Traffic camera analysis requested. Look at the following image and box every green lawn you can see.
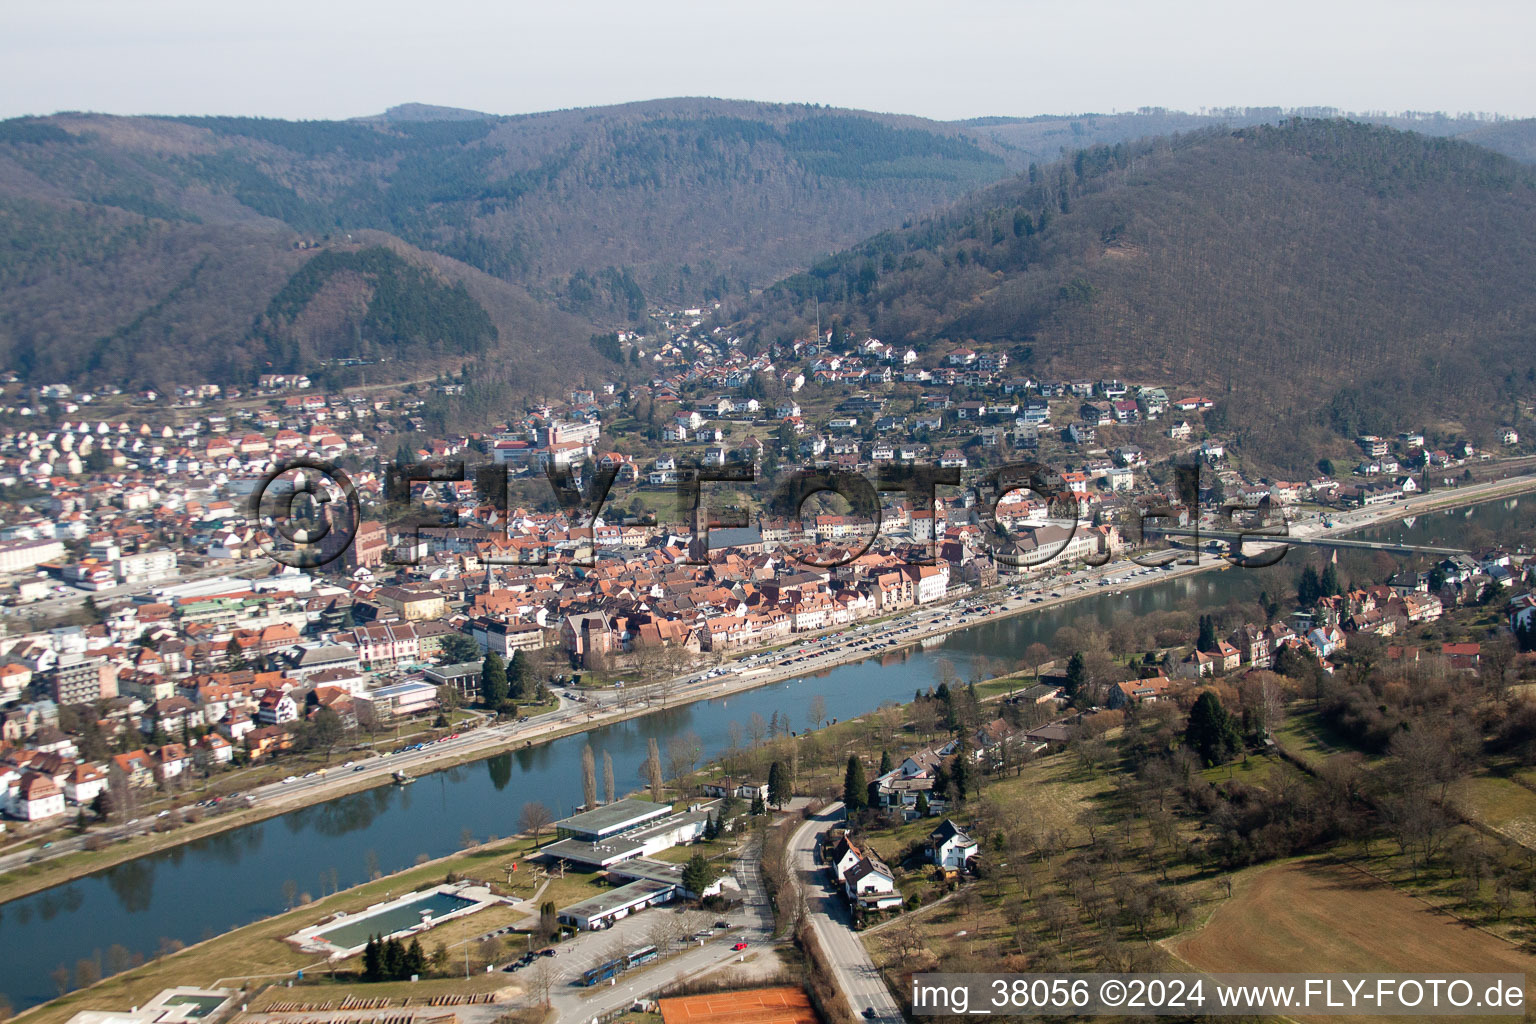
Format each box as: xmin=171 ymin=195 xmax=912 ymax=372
xmin=1271 ymin=706 xmax=1367 ymax=769
xmin=1451 ymin=774 xmax=1536 ymax=850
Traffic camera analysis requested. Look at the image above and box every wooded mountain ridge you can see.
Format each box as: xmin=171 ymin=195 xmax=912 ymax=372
xmin=723 ymin=120 xmax=1536 ymax=473
xmin=1 ymin=99 xmax=1534 ymax=400
xmin=0 ymin=98 xmax=1026 ymax=387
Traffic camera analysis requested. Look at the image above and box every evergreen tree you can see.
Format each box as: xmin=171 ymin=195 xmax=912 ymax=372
xmin=406 ymin=937 xmax=426 ymax=976
xmin=950 ymin=744 xmax=973 ymax=803
xmin=507 ymin=650 xmax=531 ymax=700
xmin=223 ymin=637 xmax=247 ymax=670
xmin=1517 ymin=616 xmax=1536 ymax=653
xmin=843 ymin=755 xmax=868 ymax=811
xmin=915 ymin=791 xmax=930 ymax=817
xmin=879 ymin=750 xmax=892 ymax=774
xmin=362 ymin=936 xmax=381 ymax=981
xmin=1185 ymin=690 xmax=1243 ymax=767
xmin=1064 ymin=652 xmax=1088 ymax=696
xmin=1320 ymin=562 xmax=1342 ymax=598
xmin=481 ymin=651 xmax=509 ymax=708
xmin=1197 ymin=615 xmax=1217 ymax=652
xmin=1297 ymin=566 xmax=1322 ymax=606
xmin=682 ymin=851 xmax=716 ymax=897
xmin=767 ymin=760 xmax=787 ymax=809
xmin=384 ymin=936 xmax=405 ymax=979
xmin=750 ymin=791 xmax=766 ymax=815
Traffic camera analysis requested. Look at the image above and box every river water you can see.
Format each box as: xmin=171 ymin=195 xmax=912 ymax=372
xmin=0 ymin=494 xmax=1529 ymax=1009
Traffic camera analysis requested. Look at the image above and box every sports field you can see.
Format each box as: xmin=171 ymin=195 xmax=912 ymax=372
xmin=1171 ymin=859 xmax=1535 ymax=1022
xmin=658 ymin=986 xmax=817 ymax=1024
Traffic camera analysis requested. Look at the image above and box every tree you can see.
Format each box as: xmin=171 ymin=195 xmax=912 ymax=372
xmin=538 ymin=901 xmax=559 ymax=943
xmin=74 ymin=957 xmax=101 ymax=991
xmin=508 ymin=650 xmax=532 ymax=701
xmin=768 ymin=760 xmax=787 ymax=809
xmin=750 ymin=791 xmax=766 ymax=815
xmin=527 ymin=958 xmax=557 ymax=1008
xmin=440 ymin=633 xmax=481 ymax=663
xmin=645 ymin=736 xmax=665 ymax=801
xmin=481 ymin=651 xmax=509 ymax=708
xmin=1274 ymin=643 xmax=1321 ymax=689
xmin=581 ymin=743 xmax=597 ymax=808
xmin=382 ymin=936 xmax=405 ymax=979
xmin=915 ymin=791 xmax=930 ymax=817
xmin=363 ymin=936 xmax=382 ymax=980
xmin=950 ymin=744 xmax=973 ymax=803
xmin=843 ymin=755 xmax=868 ymax=812
xmin=307 ymin=706 xmax=343 ymax=762
xmin=1197 ymin=615 xmax=1217 ymax=653
xmin=1185 ymin=691 xmax=1243 ymax=767
xmin=223 ymin=637 xmax=247 ymax=671
xmin=666 ymin=732 xmax=703 ymax=787
xmin=682 ymin=851 xmax=717 ymax=897
xmin=1025 ymin=642 xmax=1052 ymax=678
xmin=1297 ymin=566 xmax=1322 ymax=607
xmin=519 ymin=801 xmax=554 ymax=846
xmin=1064 ymin=652 xmax=1088 ymax=697
xmin=603 ymin=750 xmax=616 ymax=803
xmin=808 ymin=694 xmax=828 ymax=731
xmin=1516 ymin=616 xmax=1536 ymax=654
xmin=1320 ymin=562 xmax=1342 ymax=598
xmin=879 ymin=750 xmax=892 ymax=775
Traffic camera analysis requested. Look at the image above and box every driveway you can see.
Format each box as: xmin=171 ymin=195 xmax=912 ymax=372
xmin=789 ymin=803 xmax=902 ymax=1022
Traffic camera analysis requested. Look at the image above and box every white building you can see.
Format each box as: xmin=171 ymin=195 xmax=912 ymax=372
xmin=116 ymin=549 xmax=178 ymax=585
xmin=926 ymin=819 xmax=978 ymax=872
xmin=13 ymin=772 xmax=65 ymax=820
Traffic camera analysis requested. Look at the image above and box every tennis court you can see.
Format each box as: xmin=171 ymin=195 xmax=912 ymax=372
xmin=659 ymin=987 xmax=817 ymax=1024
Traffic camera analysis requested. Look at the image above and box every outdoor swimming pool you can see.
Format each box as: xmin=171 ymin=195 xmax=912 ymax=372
xmin=314 ymin=890 xmax=477 ymax=950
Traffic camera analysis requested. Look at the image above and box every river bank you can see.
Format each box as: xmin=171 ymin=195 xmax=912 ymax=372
xmin=1 ymin=471 xmax=1530 ymax=909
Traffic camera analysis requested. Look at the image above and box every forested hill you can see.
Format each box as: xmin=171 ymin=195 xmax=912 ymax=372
xmin=727 ymin=120 xmax=1536 ymax=472
xmin=960 ymin=108 xmax=1536 ymax=169
xmin=0 ymin=99 xmax=1011 ymax=327
xmin=5 ymin=99 xmax=1534 ymax=396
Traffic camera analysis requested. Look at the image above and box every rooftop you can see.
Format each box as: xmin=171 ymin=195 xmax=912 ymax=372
xmin=559 ymin=877 xmax=674 ymax=920
xmin=554 ymin=797 xmax=671 ymax=839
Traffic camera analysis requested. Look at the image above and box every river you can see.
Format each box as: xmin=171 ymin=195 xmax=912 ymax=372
xmin=0 ymin=493 xmax=1529 ymax=1010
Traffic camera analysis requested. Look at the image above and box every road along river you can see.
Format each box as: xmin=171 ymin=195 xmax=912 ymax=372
xmin=0 ymin=491 xmax=1531 ymax=1011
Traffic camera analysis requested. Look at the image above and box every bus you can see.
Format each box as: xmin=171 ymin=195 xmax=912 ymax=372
xmin=581 ymin=957 xmax=625 ymax=986
xmin=626 ymin=945 xmax=659 ymax=968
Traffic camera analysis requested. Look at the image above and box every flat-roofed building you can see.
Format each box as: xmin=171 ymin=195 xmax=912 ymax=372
xmin=423 ymin=661 xmax=483 ymax=702
xmin=0 ymin=537 xmax=65 ymax=574
xmin=354 ymin=680 xmax=438 ymax=727
xmin=539 ymin=805 xmax=713 ymax=869
xmin=554 ymin=797 xmax=671 ymax=842
xmin=557 ymin=878 xmax=675 ymax=931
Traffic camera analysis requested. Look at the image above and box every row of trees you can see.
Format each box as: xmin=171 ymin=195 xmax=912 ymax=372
xmin=361 ymin=935 xmax=427 ymax=981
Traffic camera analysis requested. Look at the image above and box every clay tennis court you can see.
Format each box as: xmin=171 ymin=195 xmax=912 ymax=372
xmin=1171 ymin=859 xmax=1536 ymax=1021
xmin=659 ymin=986 xmax=818 ymax=1024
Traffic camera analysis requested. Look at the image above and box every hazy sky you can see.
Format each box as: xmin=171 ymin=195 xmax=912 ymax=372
xmin=4 ymin=0 xmax=1533 ymax=122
